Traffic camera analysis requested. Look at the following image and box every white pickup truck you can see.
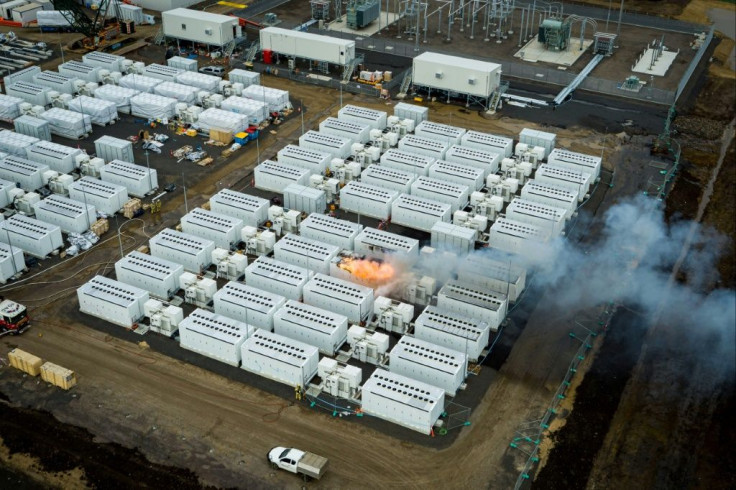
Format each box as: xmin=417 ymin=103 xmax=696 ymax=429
xmin=268 ymin=446 xmax=329 ymax=481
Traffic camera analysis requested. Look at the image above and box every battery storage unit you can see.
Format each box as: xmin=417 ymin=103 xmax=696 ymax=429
xmin=303 ymin=273 xmax=374 ymax=323
xmin=430 ymin=222 xmax=477 ymax=255
xmin=213 ymin=281 xmax=286 ymax=332
xmin=32 ymin=194 xmax=96 ymax=234
xmin=461 ymin=130 xmax=513 ymax=157
xmin=298 ymin=131 xmax=352 ymax=159
xmin=0 ymin=130 xmax=40 ymax=157
xmin=240 ymin=329 xmax=319 ymax=388
xmin=353 ymin=227 xmax=419 ymax=263
xmin=153 ymin=81 xmax=199 ymax=104
xmin=143 ymin=63 xmax=184 ymax=82
xmin=338 ymin=181 xmax=398 ymax=220
xmin=547 ymin=148 xmax=602 ymax=181
xmin=534 ymin=164 xmax=592 ymax=201
xmin=414 ymin=121 xmax=466 ymax=145
xmin=505 ymin=198 xmax=566 ymax=238
xmin=118 ymin=74 xmax=162 ymax=93
xmin=414 ymin=306 xmax=491 ymax=362
xmin=520 ymin=180 xmax=578 ymax=220
xmin=380 ymin=149 xmax=436 ymax=176
xmin=488 ymin=217 xmax=550 ymax=257
xmin=167 ymin=56 xmax=198 ymax=72
xmin=398 ymin=134 xmax=449 ymax=160
xmin=5 ymin=82 xmax=51 ymax=107
xmin=58 ymin=61 xmax=102 ymax=83
xmin=228 ymin=68 xmax=260 ymax=87
xmin=299 ymin=213 xmax=363 ymax=250
xmin=0 ymin=93 xmax=24 ymax=120
xmin=25 ymin=140 xmax=83 ymax=174
xmin=437 ymin=281 xmax=508 ymax=332
xmin=276 ymin=144 xmax=332 ymax=175
xmin=0 ymin=155 xmax=49 ymax=191
xmin=179 ymin=308 xmax=254 ymax=367
xmin=254 ymin=160 xmax=311 ymax=193
xmin=445 ymin=145 xmax=501 ymax=177
xmin=0 ymin=178 xmax=14 ymax=208
xmin=361 ymin=164 xmax=416 ymax=193
xmin=114 ymin=251 xmax=184 ymax=300
xmin=272 ymin=233 xmax=340 ymax=275
xmin=337 ymin=104 xmax=387 ymax=130
xmin=273 ymin=300 xmax=349 ymax=355
xmin=519 ymin=128 xmax=556 ymax=159
xmin=33 ymin=71 xmax=77 ymax=94
xmin=68 ymin=176 xmax=129 ymax=215
xmin=149 ymin=228 xmax=216 ymax=274
xmin=14 ymin=115 xmax=51 ymax=141
xmin=410 ymin=176 xmax=469 ymax=213
xmin=282 ymin=183 xmax=326 ymax=214
xmin=175 ymin=71 xmax=221 ymax=92
xmin=94 ymin=84 xmax=141 ymax=114
xmin=389 ymin=336 xmax=467 ymax=397
xmin=391 ymin=193 xmax=451 ymax=233
xmin=456 ymin=253 xmax=527 ymax=302
xmin=3 ymin=65 xmax=41 ymax=88
xmin=82 ymin=51 xmax=125 ymax=72
xmin=99 ymin=160 xmax=158 ymax=198
xmin=180 ymin=207 xmax=244 ymax=250
xmin=209 ymin=188 xmax=269 ymax=227
xmin=0 ymin=242 xmax=25 ymax=284
xmin=428 ymin=161 xmax=485 ymax=191
xmin=393 ymin=102 xmax=428 ymax=125
xmin=0 ymin=215 xmax=63 ymax=258
xmin=319 ymin=117 xmax=371 ymax=144
xmin=95 ymin=135 xmax=135 ymax=164
xmin=77 ymin=275 xmax=149 ymax=328
xmin=244 ymin=256 xmax=312 ymax=301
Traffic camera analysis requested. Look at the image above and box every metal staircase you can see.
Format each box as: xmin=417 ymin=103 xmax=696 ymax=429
xmin=245 ymin=41 xmax=260 ymax=64
xmin=153 ymin=28 xmax=165 ymax=45
xmin=488 ymin=81 xmax=509 ymax=113
xmin=397 ymin=68 xmax=412 ymax=98
xmin=342 ymin=54 xmax=363 ymax=82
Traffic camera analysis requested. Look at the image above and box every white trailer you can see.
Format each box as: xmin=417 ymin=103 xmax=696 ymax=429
xmin=180 ymin=207 xmax=244 ymax=250
xmin=82 ymin=52 xmax=125 ymax=72
xmin=0 ymin=156 xmax=49 ymax=191
xmin=410 ymin=176 xmax=469 ymax=213
xmin=254 ymin=160 xmax=311 ymax=193
xmin=32 ymin=194 xmax=95 ymax=234
xmin=240 ymin=329 xmax=319 ymax=388
xmin=58 ymin=61 xmax=102 ymax=84
xmin=163 ymin=8 xmax=240 ymax=47
xmin=298 ymin=131 xmax=352 ymax=160
xmin=361 ymin=370 xmax=445 ymax=435
xmin=519 ymin=128 xmax=556 ymax=159
xmin=260 ymin=27 xmax=355 ymax=65
xmin=0 ymin=242 xmax=25 ymax=283
xmin=245 ymin=256 xmax=312 ymax=301
xmin=5 ymin=82 xmax=51 ymax=107
xmin=389 ymin=336 xmax=467 ymax=397
xmin=391 ymin=193 xmax=451 ymax=233
xmin=535 ymin=164 xmax=592 ymax=201
xmin=339 ymin=181 xmax=398 ymax=220
xmin=414 ymin=306 xmax=490 ymax=362
xmin=445 ymin=145 xmax=501 ymax=177
xmin=299 ymin=213 xmax=363 ymax=250
xmin=273 ymin=233 xmax=340 ymax=275
xmin=430 ymin=222 xmax=477 ymax=254
xmin=337 ymin=104 xmax=387 ymax=130
xmin=209 ymin=189 xmax=268 ymax=227
xmin=414 ymin=121 xmax=466 ymax=145
xmin=428 ymin=161 xmax=485 ymax=191
xmin=33 ymin=71 xmax=77 ymax=94
xmin=303 ymin=273 xmax=374 ymax=324
xmin=179 ymin=309 xmax=254 ymax=367
xmin=379 ymin=149 xmax=435 ymax=176
xmin=361 ymin=164 xmax=416 ymax=194
xmin=412 ymin=51 xmax=501 ymax=101
xmin=456 ymin=253 xmax=527 ymax=302
xmin=505 ymin=198 xmax=566 ymax=238
xmin=520 ymin=180 xmax=578 ymax=220
xmin=213 ymin=281 xmax=286 ymax=332
xmin=26 ymin=141 xmax=83 ymax=174
xmin=95 ymin=136 xmax=135 ymax=164
xmin=68 ymin=177 xmax=128 ymax=215
xmin=273 ymin=300 xmax=348 ymax=355
xmin=277 ymin=145 xmax=331 ymax=175
xmin=114 ymin=251 xmax=184 ymax=300
xmin=353 ymin=227 xmax=419 ymax=263
xmin=488 ymin=217 xmax=550 ymax=257
xmin=319 ymin=117 xmax=371 ymax=144
xmin=77 ymin=275 xmax=149 ymax=328
xmin=547 ymin=148 xmax=602 ymax=181
xmin=437 ymin=280 xmax=508 ymax=332
xmin=149 ymin=228 xmax=215 ymax=274
xmin=118 ymin=74 xmax=162 ymax=93
xmin=460 ymin=130 xmax=513 ymax=157
xmin=398 ymin=134 xmax=449 ymax=160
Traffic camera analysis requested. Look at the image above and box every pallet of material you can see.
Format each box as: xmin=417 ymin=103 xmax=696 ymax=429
xmin=196 ymin=157 xmax=214 ymax=167
xmin=40 ymin=362 xmax=77 ymax=390
xmin=8 ymin=348 xmax=43 ymax=376
xmin=123 ymin=198 xmax=142 ymax=219
xmin=90 ymin=218 xmax=109 ymax=237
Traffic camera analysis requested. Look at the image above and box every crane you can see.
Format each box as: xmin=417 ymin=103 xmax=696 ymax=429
xmin=52 ymin=0 xmax=120 ymax=47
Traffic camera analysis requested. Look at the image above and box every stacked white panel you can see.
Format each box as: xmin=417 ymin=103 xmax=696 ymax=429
xmin=196 ymin=108 xmax=248 ymax=134
xmin=143 ymin=63 xmax=184 ymax=82
xmin=209 ymin=188 xmax=269 ymax=227
xmin=68 ymin=177 xmax=129 ymax=215
xmin=428 ymin=161 xmax=485 ymax=191
xmin=0 ymin=156 xmax=49 ymax=191
xmin=520 ymin=180 xmax=578 ymax=219
xmin=414 ymin=306 xmax=490 ymax=362
xmin=380 ymin=149 xmax=436 ymax=176
xmin=298 ymin=131 xmax=352 ymax=159
xmin=5 ymin=82 xmax=50 ymax=107
xmin=228 ymin=69 xmax=260 ymax=87
xmin=33 ymin=71 xmax=76 ymax=94
xmin=456 ymin=254 xmax=527 ymax=302
xmin=519 ymin=128 xmax=556 ymax=158
xmin=319 ymin=117 xmax=371 ymax=144
xmin=180 ymin=207 xmax=244 ymax=250
xmin=361 ymin=164 xmax=416 ymax=193
xmin=130 ymin=93 xmax=177 ymax=120
xmin=82 ymin=52 xmax=125 ymax=72
xmin=299 ymin=213 xmax=363 ymax=250
xmin=460 ymin=130 xmax=513 ymax=157
xmin=176 ymin=71 xmax=222 ymax=92
xmin=437 ymin=280 xmax=508 ymax=331
xmin=254 ymin=160 xmax=311 ymax=193
xmin=99 ymin=160 xmax=158 ymax=198
xmin=303 ymin=273 xmax=374 ymax=323
xmin=0 ymin=242 xmax=25 ymax=283
xmin=414 ymin=121 xmax=466 ymax=145
xmin=245 ymin=256 xmax=312 ymax=301
xmin=389 ymin=336 xmax=466 ymax=396
xmin=153 ymin=81 xmax=199 ymax=104
xmin=353 ymin=227 xmax=419 ymax=263
xmin=273 ymin=300 xmax=348 ymax=355
xmin=276 ymin=144 xmax=331 ymax=175
xmin=489 ymin=217 xmax=549 ymax=257
xmin=95 ymin=136 xmax=135 ymax=164
xmin=114 ymin=251 xmax=184 ymax=300
xmin=25 ymin=141 xmax=82 ymax=174
xmin=213 ymin=282 xmax=286 ymax=332
xmin=118 ymin=74 xmax=162 ymax=93
xmin=39 ymin=108 xmax=93 ymax=140
xmin=535 ymin=164 xmax=592 ymax=200
xmin=398 ymin=134 xmax=449 ymax=160
xmin=505 ymin=198 xmax=566 ymax=238
xmin=272 ymin=233 xmax=340 ymax=275
xmin=149 ymin=228 xmax=215 ymax=273
xmin=220 ymin=96 xmax=268 ymax=125
xmin=338 ymin=181 xmax=398 ymax=220
xmin=0 ymin=130 xmax=40 ymax=157
xmin=337 ymin=104 xmax=387 ymax=130
xmin=0 ymin=93 xmax=24 ymax=120
xmin=241 ymin=84 xmax=290 ymax=112
xmin=94 ymin=84 xmax=141 ymax=114
xmin=445 ymin=145 xmax=501 ymax=177
xmin=361 ymin=370 xmax=445 ymax=435
xmin=13 ymin=116 xmax=49 ymax=142
xmin=241 ymin=329 xmax=319 ymax=388
xmin=430 ymin=222 xmax=477 ymax=255
xmin=168 ymin=56 xmax=198 ymax=72
xmin=547 ymin=148 xmax=602 ymax=180
xmin=77 ymin=275 xmax=149 ymax=328
xmin=179 ymin=308 xmax=253 ymax=367
xmin=410 ymin=176 xmax=469 ymax=213
xmin=32 ymin=194 xmax=95 ymax=234
xmin=58 ymin=61 xmax=102 ymax=83
xmin=391 ymin=193 xmax=451 ymax=233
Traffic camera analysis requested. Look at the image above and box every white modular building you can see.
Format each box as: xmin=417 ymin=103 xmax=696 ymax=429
xmin=277 ymin=145 xmax=331 ymax=175
xmin=68 ymin=96 xmax=119 ymax=126
xmin=32 ymin=194 xmax=95 ymax=234
xmin=389 ymin=336 xmax=467 ymax=397
xmin=414 ymin=121 xmax=466 ymax=145
xmin=505 ymin=198 xmax=566 ymax=238
xmin=77 ymin=275 xmax=149 ymax=328
xmin=213 ymin=282 xmax=286 ymax=332
xmin=0 ymin=215 xmax=62 ymax=258
xmin=353 ymin=227 xmax=419 ymax=263
xmin=360 ymin=164 xmax=416 ymax=194
xmin=13 ymin=115 xmax=51 ymax=142
xmin=298 ymin=131 xmax=352 ymax=159
xmin=519 ymin=128 xmax=556 ymax=159
xmin=209 ymin=188 xmax=269 ymax=227
xmin=299 ymin=213 xmax=362 ymax=250
xmin=0 ymin=242 xmax=25 ymax=284
xmin=175 ymin=71 xmax=221 ymax=92
xmin=391 ymin=193 xmax=452 ymax=233
xmin=0 ymin=130 xmax=39 ymax=157
xmin=254 ymin=160 xmax=311 ymax=193
xmin=398 ymin=134 xmax=449 ymax=160
xmin=241 ymin=84 xmax=290 ymax=112
xmin=82 ymin=52 xmax=125 ymax=73
xmin=414 ymin=306 xmax=490 ymax=362
xmin=430 ymin=222 xmax=477 ymax=255
xmin=99 ymin=160 xmax=158 ymax=198
xmin=410 ymin=176 xmax=469 ymax=213
xmin=547 ymin=148 xmax=602 ymax=181
xmin=437 ymin=281 xmax=508 ymax=332
xmin=460 ymin=130 xmax=513 ymax=157
xmin=114 ymin=251 xmax=184 ymax=300
xmin=456 ymin=254 xmax=527 ymax=302
xmin=179 ymin=309 xmax=254 ymax=367
xmin=118 ymin=74 xmax=162 ymax=93
xmin=26 ymin=141 xmax=83 ymax=174
xmin=240 ymin=329 xmax=319 ymax=388
xmin=361 ymin=370 xmax=445 ymax=435
xmin=153 ymin=81 xmax=199 ymax=104
xmin=319 ymin=117 xmax=371 ymax=144
xmin=0 ymin=156 xmax=49 ymax=191
xmin=273 ymin=300 xmax=348 ymax=355
xmin=445 ymin=145 xmax=501 ymax=177
xmin=337 ymin=104 xmax=387 ymax=130
xmin=488 ymin=217 xmax=550 ymax=257
xmin=520 ymin=180 xmax=578 ymax=220
xmin=412 ymin=51 xmax=502 ymax=103
xmin=338 ymin=181 xmax=398 ymax=220
xmin=303 ymin=273 xmax=374 ymax=324
xmin=245 ymin=256 xmax=312 ymax=301
xmin=143 ymin=64 xmax=184 ymax=82
xmin=68 ymin=177 xmax=128 ymax=215
xmin=149 ymin=228 xmax=215 ymax=274
xmin=129 ymin=93 xmax=177 ymax=120
xmin=273 ymin=233 xmax=340 ymax=275
xmin=260 ymin=27 xmax=355 ymax=66
xmin=535 ymin=164 xmax=592 ymax=201
xmin=379 ymin=149 xmax=435 ymax=176
xmin=228 ymin=69 xmax=260 ymax=87
xmin=32 ymin=71 xmax=76 ymax=94
xmin=95 ymin=135 xmax=135 ymax=164
xmin=429 ymin=161 xmax=485 ymax=191
xmin=163 ymin=8 xmax=240 ymax=47
xmin=180 ymin=207 xmax=244 ymax=250
xmin=5 ymin=82 xmax=51 ymax=107
xmin=94 ymin=84 xmax=141 ymax=114
xmin=58 ymin=61 xmax=102 ymax=84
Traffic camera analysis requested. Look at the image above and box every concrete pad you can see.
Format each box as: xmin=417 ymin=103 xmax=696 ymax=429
xmin=632 ymin=49 xmax=678 ymax=77
xmin=514 ymin=38 xmax=593 ymax=67
xmin=326 ymin=11 xmax=399 ymax=37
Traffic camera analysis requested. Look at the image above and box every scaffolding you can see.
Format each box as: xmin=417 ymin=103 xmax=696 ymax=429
xmin=311 ymin=0 xmax=331 ymax=20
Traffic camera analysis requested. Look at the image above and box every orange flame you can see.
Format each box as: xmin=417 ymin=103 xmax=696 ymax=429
xmin=338 ymin=257 xmax=395 ymax=285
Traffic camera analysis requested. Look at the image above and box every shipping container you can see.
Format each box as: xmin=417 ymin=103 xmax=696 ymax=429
xmin=391 ymin=193 xmax=452 ymax=233
xmin=58 ymin=61 xmax=102 ymax=84
xmin=456 ymin=253 xmax=527 ymax=302
xmin=337 ymin=104 xmax=387 ymax=130
xmin=413 ymin=306 xmax=491 ymax=362
xmin=319 ymin=117 xmax=371 ymax=144
xmin=298 ymin=130 xmax=352 ymax=159
xmin=254 ymin=160 xmax=311 ymax=193
xmin=114 ymin=251 xmax=184 ymax=300
xmin=244 ymin=256 xmax=312 ymax=301
xmin=13 ymin=115 xmax=51 ymax=141
xmin=240 ymin=329 xmax=319 ymax=388
xmin=273 ymin=233 xmax=340 ymax=275
xmin=0 ymin=130 xmax=40 ymax=157
xmin=179 ymin=308 xmax=254 ymax=367
xmin=0 ymin=155 xmax=49 ymax=191
xmin=39 ymin=362 xmax=77 ymax=390
xmin=428 ymin=160 xmax=485 ymax=191
xmin=353 ymin=227 xmax=419 ymax=263
xmin=414 ymin=121 xmax=466 ymax=145
xmin=460 ymin=130 xmax=513 ymax=157
xmin=163 ymin=8 xmax=240 ymax=47
xmin=260 ymin=27 xmax=355 ymax=65
xmin=282 ymin=183 xmax=326 ymax=215
xmin=379 ymin=149 xmax=435 ymax=176
xmin=277 ymin=145 xmax=331 ymax=175
xmin=360 ymin=164 xmax=416 ymax=194
xmin=410 ymin=176 xmax=469 ymax=213
xmin=299 ymin=213 xmax=363 ymax=250
xmin=213 ymin=281 xmax=286 ymax=332
xmin=228 ymin=68 xmax=260 ymax=87
xmin=4 ymin=81 xmax=50 ymax=107
xmin=180 ymin=207 xmax=244 ymax=250
xmin=412 ymin=51 xmax=502 ymax=99
xmin=430 ymin=221 xmax=477 ymax=255
xmin=32 ymin=194 xmax=95 ymax=234
xmin=389 ymin=336 xmax=467 ymax=396
xmin=339 ymin=181 xmax=398 ymax=220
xmin=69 ymin=176 xmax=129 ymax=215
xmin=100 ymin=160 xmax=158 ymax=198
xmin=273 ymin=300 xmax=348 ymax=355
xmin=167 ymin=56 xmax=197 ymax=72
xmin=520 ymin=180 xmax=578 ymax=219
xmin=82 ymin=52 xmax=125 ymax=72
xmin=534 ymin=164 xmax=592 ymax=201
xmin=7 ymin=348 xmax=42 ymax=376
xmin=209 ymin=188 xmax=268 ymax=227
xmin=0 ymin=242 xmax=25 ymax=283
xmin=149 ymin=228 xmax=215 ymax=274
xmin=398 ymin=134 xmax=449 ymax=160
xmin=77 ymin=275 xmax=149 ymax=328
xmin=393 ymin=102 xmax=428 ymax=125
xmin=303 ymin=273 xmax=374 ymax=323
xmin=445 ymin=144 xmax=501 ymax=177
xmin=504 ymin=197 xmax=566 ymax=238
xmin=25 ymin=140 xmax=82 ymax=174
xmin=437 ymin=280 xmax=508 ymax=332
xmin=95 ymin=135 xmax=135 ymax=164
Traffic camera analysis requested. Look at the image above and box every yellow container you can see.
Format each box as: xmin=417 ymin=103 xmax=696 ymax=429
xmin=8 ymin=349 xmax=43 ymax=377
xmin=40 ymin=362 xmax=77 ymax=390
xmin=186 ymin=129 xmax=198 ymax=137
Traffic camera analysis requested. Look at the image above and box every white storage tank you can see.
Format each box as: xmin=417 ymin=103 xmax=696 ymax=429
xmin=244 ymin=256 xmax=312 ymax=301
xmin=535 ymin=164 xmax=592 ymax=201
xmin=353 ymin=227 xmax=419 ymax=264
xmin=428 ymin=160 xmax=485 ymax=191
xmin=213 ymin=281 xmax=286 ymax=332
xmin=414 ymin=121 xmax=466 ymax=145
xmin=303 ymin=273 xmax=374 ymax=324
xmin=114 ymin=251 xmax=184 ymax=300
xmin=180 ymin=207 xmax=244 ymax=250
xmin=77 ymin=275 xmax=149 ymax=328
xmin=505 ymin=198 xmax=566 ymax=238
xmin=488 ymin=217 xmax=550 ymax=257
xmin=94 ymin=84 xmax=141 ymax=114
xmin=410 ymin=176 xmax=469 ymax=213
xmin=460 ymin=130 xmax=513 ymax=157
xmin=520 ymin=180 xmax=578 ymax=220
xmin=273 ymin=233 xmax=340 ymax=275
xmin=547 ymin=148 xmax=602 ymax=181
xmin=391 ymin=193 xmax=451 ymax=233
xmin=143 ymin=63 xmax=184 ymax=82
xmin=228 ymin=68 xmax=260 ymax=87
xmin=430 ymin=221 xmax=477 ymax=255
xmin=14 ymin=115 xmax=51 ymax=142
xmin=437 ymin=280 xmax=508 ymax=332
xmin=0 ymin=242 xmax=25 ymax=284
xmin=240 ymin=329 xmax=319 ymax=388
xmin=456 ymin=253 xmax=527 ymax=302
xmin=69 ymin=176 xmax=129 ymax=215
xmin=361 ymin=164 xmax=416 ymax=194
xmin=445 ymin=145 xmax=501 ymax=177
xmin=337 ymin=104 xmax=387 ymax=130
xmin=254 ymin=160 xmax=311 ymax=193
xmin=414 ymin=306 xmax=490 ymax=362
xmin=380 ymin=149 xmax=436 ymax=176
xmin=130 ymin=93 xmax=177 ymax=120
xmin=100 ymin=160 xmax=158 ymax=198
xmin=398 ymin=134 xmax=449 ymax=160
xmin=5 ymin=82 xmax=50 ymax=107
xmin=33 ymin=71 xmax=77 ymax=94
xmin=58 ymin=61 xmax=103 ymax=84
xmin=519 ymin=128 xmax=556 ymax=159
xmin=389 ymin=336 xmax=467 ymax=397
xmin=276 ymin=144 xmax=331 ymax=175
xmin=299 ymin=213 xmax=363 ymax=251
xmin=0 ymin=130 xmax=40 ymax=157
xmin=339 ymin=181 xmax=398 ymax=220
xmin=25 ymin=141 xmax=83 ymax=175
xmin=319 ymin=117 xmax=371 ymax=144
xmin=273 ymin=300 xmax=348 ymax=356
xmin=0 ymin=214 xmax=62 ymax=258
xmin=393 ymin=102 xmax=428 ymax=125
xmin=118 ymin=74 xmax=162 ymax=93
xmin=149 ymin=228 xmax=215 ymax=274
xmin=82 ymin=52 xmax=125 ymax=72
xmin=209 ymin=188 xmax=268 ymax=227
xmin=95 ymin=135 xmax=135 ymax=164
xmin=298 ymin=131 xmax=352 ymax=159
xmin=179 ymin=308 xmax=254 ymax=367
xmin=167 ymin=56 xmax=198 ymax=72
xmin=32 ymin=194 xmax=95 ymax=234
xmin=0 ymin=155 xmax=50 ymax=191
